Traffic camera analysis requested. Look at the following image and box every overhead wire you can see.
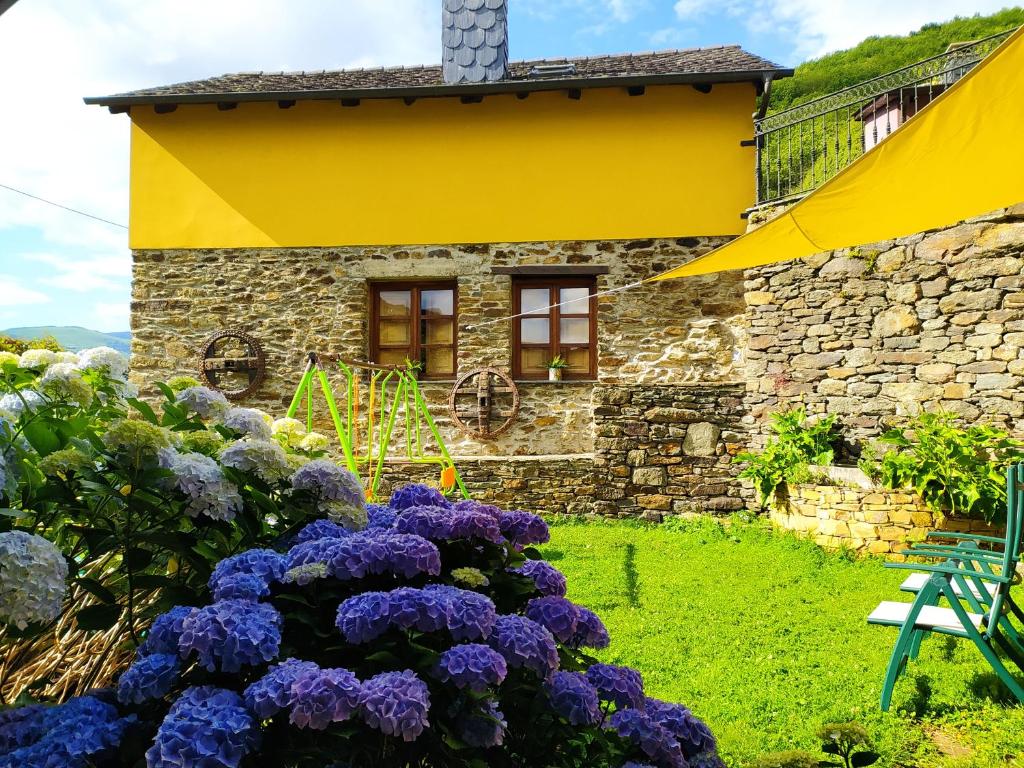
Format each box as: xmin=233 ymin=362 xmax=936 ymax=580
xmin=0 ymin=182 xmax=129 ymax=230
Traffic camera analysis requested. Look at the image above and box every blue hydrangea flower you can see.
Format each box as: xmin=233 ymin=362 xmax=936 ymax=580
xmin=294 ymin=518 xmax=351 ymax=545
xmin=457 ymin=700 xmax=506 ymax=748
xmin=526 ymin=596 xmax=581 ymax=644
xmin=178 ymin=600 xmax=282 ymax=673
xmin=511 ymin=559 xmax=567 ymax=597
xmin=336 ymin=592 xmax=393 ymax=644
xmin=498 ymin=511 xmax=550 ymax=548
xmin=208 ymin=549 xmax=286 ymax=597
xmin=289 ymin=665 xmax=363 ymax=730
xmin=147 ymin=686 xmax=260 ymax=768
xmin=388 ymin=587 xmax=451 ymax=633
xmin=116 ymin=653 xmax=180 ymax=705
xmin=586 ymin=664 xmax=645 ymax=711
xmin=452 ymin=499 xmax=503 ymax=520
xmin=139 ymin=606 xmax=195 ymax=656
xmin=360 ymin=670 xmax=431 ymax=742
xmin=644 ymin=698 xmax=717 ymax=759
xmin=0 ymin=531 xmax=69 ymax=629
xmin=222 ymin=407 xmax=274 ymax=440
xmin=448 ymin=510 xmax=504 ymax=544
xmin=433 ymin=644 xmax=507 ymax=692
xmin=389 ymin=484 xmax=450 ymax=511
xmin=291 ymin=460 xmax=366 ymax=530
xmin=392 ymin=507 xmax=452 ymax=540
xmin=366 ymin=503 xmax=397 ymax=529
xmin=175 ymin=386 xmax=230 ymax=420
xmin=212 ymin=573 xmax=270 ymax=602
xmin=0 ymin=704 xmax=47 ymax=753
xmin=609 ymin=709 xmax=686 ymax=768
xmin=486 ymin=615 xmax=558 ymax=676
xmin=545 ymin=671 xmax=601 ymax=726
xmin=571 ymin=607 xmax=611 ymax=650
xmin=244 ymin=658 xmax=319 ymax=719
xmin=0 ymin=696 xmax=134 ymax=768
xmin=425 ymin=585 xmax=497 ymax=642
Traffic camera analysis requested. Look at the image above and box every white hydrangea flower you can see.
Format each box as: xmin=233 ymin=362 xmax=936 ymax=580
xmin=271 ymin=418 xmax=306 ymax=447
xmin=40 ymin=363 xmax=93 ymax=406
xmin=54 ymin=351 xmax=80 ymax=365
xmin=175 ymin=386 xmax=230 ymax=420
xmin=219 ymin=438 xmax=292 ymax=483
xmin=18 ymin=349 xmax=57 ymax=370
xmin=299 ymin=432 xmax=330 ymax=453
xmin=0 ymin=531 xmax=69 ymax=629
xmin=0 ymin=351 xmax=19 ymax=369
xmin=222 ymin=407 xmax=273 ymax=440
xmin=0 ymin=390 xmax=46 ymax=419
xmin=157 ymin=448 xmax=243 ymax=522
xmin=77 ymin=346 xmax=129 ymax=382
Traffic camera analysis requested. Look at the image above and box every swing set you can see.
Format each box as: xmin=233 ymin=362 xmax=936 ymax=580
xmin=285 ymin=352 xmax=468 ymax=502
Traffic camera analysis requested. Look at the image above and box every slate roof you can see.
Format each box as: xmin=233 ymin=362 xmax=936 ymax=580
xmin=442 ymin=0 xmax=508 ymax=84
xmin=85 ymin=45 xmax=791 ymax=109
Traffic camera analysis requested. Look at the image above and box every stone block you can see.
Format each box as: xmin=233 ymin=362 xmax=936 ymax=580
xmin=871 ymin=306 xmax=919 ymax=338
xmin=682 ymin=422 xmax=721 ymax=457
xmin=632 ymin=466 xmax=668 ymax=487
xmin=915 ymin=363 xmax=955 ymax=383
xmin=938 ymin=289 xmax=1002 ymax=314
xmin=867 ymin=540 xmax=892 ymax=555
xmin=636 ymin=494 xmax=672 ymax=511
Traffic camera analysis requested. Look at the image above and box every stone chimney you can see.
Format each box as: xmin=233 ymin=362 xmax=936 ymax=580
xmin=442 ymin=0 xmax=509 ymax=84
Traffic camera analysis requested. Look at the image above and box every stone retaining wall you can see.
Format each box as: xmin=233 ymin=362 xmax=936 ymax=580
xmin=770 ymin=483 xmax=1004 ymax=557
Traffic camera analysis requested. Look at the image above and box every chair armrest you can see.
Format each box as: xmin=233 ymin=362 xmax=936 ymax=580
xmin=884 ymin=561 xmax=1011 ymax=583
xmin=926 ymin=531 xmax=1006 ymax=545
xmin=904 ymin=545 xmax=1005 ymax=563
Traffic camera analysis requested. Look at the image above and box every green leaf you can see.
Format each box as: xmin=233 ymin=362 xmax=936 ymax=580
xmin=22 ymin=421 xmax=61 ymax=456
xmin=76 ymin=577 xmax=118 ymax=604
xmin=0 ymin=508 xmax=26 ymax=518
xmin=851 ymin=751 xmax=880 ymax=767
xmin=127 ymin=398 xmax=160 ymax=425
xmin=75 ymin=604 xmax=123 ymax=631
xmin=124 ymin=547 xmax=154 ymax=571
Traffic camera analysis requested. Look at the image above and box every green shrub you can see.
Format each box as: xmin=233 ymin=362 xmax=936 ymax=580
xmin=862 ymin=411 xmax=1024 ymax=523
xmin=749 ymin=750 xmax=820 ymax=768
xmin=0 ymin=334 xmax=62 ymax=355
xmin=817 ymin=722 xmax=878 ymax=767
xmin=735 ymin=408 xmax=841 ymax=507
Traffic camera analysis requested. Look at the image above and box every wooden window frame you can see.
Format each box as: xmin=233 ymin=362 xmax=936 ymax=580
xmin=512 ymin=277 xmax=597 ymax=381
xmin=369 ymin=281 xmax=458 ymax=380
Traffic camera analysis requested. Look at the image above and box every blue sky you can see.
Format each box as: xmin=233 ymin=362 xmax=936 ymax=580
xmin=0 ymin=0 xmax=1015 ymax=332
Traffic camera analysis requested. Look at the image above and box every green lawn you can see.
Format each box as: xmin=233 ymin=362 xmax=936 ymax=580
xmin=541 ymin=517 xmax=1024 ymax=768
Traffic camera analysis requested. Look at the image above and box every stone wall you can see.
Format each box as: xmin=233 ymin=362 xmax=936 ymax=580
xmin=771 ymin=484 xmax=1005 ymax=557
xmin=131 ymin=237 xmax=742 ymax=459
xmin=590 ymin=383 xmax=747 ymax=518
xmin=743 ymin=205 xmax=1024 ymax=452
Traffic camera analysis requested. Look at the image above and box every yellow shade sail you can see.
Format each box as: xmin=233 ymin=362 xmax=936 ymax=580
xmin=653 ymin=25 xmax=1024 ymax=280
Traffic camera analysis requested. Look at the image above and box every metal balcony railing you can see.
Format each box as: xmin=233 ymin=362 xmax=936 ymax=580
xmin=754 ymin=29 xmax=1015 ymax=206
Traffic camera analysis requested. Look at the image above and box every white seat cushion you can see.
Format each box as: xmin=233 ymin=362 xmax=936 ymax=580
xmin=868 ymin=601 xmax=984 ymax=633
xmin=900 ymin=572 xmax=999 ymax=601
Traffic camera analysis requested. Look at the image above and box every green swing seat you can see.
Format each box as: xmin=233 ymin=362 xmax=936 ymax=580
xmin=867 ymin=463 xmax=1024 ymax=710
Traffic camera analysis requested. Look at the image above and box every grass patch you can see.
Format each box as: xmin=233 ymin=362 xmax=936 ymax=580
xmin=542 ymin=517 xmax=1024 ymax=767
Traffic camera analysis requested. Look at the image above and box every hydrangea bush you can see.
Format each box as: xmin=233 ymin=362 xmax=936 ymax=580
xmin=0 ymin=483 xmax=722 ymax=768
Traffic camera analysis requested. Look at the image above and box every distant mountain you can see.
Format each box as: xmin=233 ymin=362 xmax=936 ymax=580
xmin=3 ymin=326 xmax=132 ymax=354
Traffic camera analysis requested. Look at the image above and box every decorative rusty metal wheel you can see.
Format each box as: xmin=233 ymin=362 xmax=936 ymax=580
xmin=197 ymin=329 xmax=266 ymax=400
xmin=448 ymin=367 xmax=520 ymax=440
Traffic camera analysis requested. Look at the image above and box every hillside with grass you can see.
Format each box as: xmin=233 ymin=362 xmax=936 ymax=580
xmin=3 ymin=325 xmax=131 ymax=353
xmin=771 ymin=7 xmax=1024 ymax=113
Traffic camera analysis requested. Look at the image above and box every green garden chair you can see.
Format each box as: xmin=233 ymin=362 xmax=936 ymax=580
xmin=867 ymin=466 xmax=1024 ymax=710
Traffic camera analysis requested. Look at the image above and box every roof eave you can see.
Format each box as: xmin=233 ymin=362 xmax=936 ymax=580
xmin=84 ymin=67 xmax=794 ymax=110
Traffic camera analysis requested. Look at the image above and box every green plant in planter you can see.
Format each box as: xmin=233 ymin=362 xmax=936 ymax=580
xmin=864 ymin=411 xmax=1024 ymax=523
xmin=734 ymin=408 xmax=840 ymax=507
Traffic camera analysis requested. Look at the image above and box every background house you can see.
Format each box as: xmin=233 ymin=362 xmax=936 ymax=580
xmin=88 ymin=0 xmax=789 ymax=514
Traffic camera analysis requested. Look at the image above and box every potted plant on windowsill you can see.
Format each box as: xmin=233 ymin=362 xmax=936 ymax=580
xmin=547 ymin=355 xmax=569 ymax=382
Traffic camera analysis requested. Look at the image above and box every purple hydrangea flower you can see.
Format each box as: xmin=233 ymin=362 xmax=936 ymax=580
xmin=570 ymin=607 xmax=610 ymax=650
xmin=545 ymin=671 xmax=601 ymax=726
xmin=609 ymin=709 xmax=686 ymax=768
xmin=289 ymin=665 xmax=363 ymax=730
xmin=244 ymin=659 xmax=319 ymax=719
xmin=644 ymin=699 xmax=717 ymax=759
xmin=433 ymin=644 xmax=507 ymax=692
xmin=294 ymin=518 xmax=351 ymax=545
xmin=526 ymin=596 xmax=581 ymax=644
xmin=367 ymin=503 xmax=397 ymax=529
xmin=389 ymin=484 xmax=450 ymax=511
xmin=392 ymin=507 xmax=452 ymax=540
xmin=336 ymin=592 xmax=393 ymax=644
xmin=293 ymin=533 xmax=441 ymax=581
xmin=360 ymin=670 xmax=431 ymax=742
xmin=511 ymin=559 xmax=567 ymax=597
xmin=178 ymin=600 xmax=282 ymax=673
xmin=486 ymin=615 xmax=559 ymax=676
xmin=139 ymin=606 xmax=195 ymax=657
xmin=425 ymin=585 xmax=497 ymax=641
xmin=457 ymin=700 xmax=506 ymax=748
xmin=498 ymin=511 xmax=550 ymax=548
xmin=586 ymin=664 xmax=645 ymax=711
xmin=212 ymin=573 xmax=270 ymax=602
xmin=388 ymin=587 xmax=451 ymax=633
xmin=448 ymin=510 xmax=504 ymax=544
xmin=146 ymin=686 xmax=260 ymax=768
xmin=116 ymin=653 xmax=180 ymax=705
xmin=208 ymin=549 xmax=285 ymax=597
xmin=452 ymin=499 xmax=503 ymax=520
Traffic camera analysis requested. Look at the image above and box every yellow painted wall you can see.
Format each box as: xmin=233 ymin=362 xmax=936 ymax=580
xmin=129 ymin=84 xmax=757 ymax=249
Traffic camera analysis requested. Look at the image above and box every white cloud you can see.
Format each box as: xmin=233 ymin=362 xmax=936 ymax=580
xmin=674 ymin=0 xmax=1015 ymax=58
xmin=26 ymin=253 xmax=132 ymax=293
xmin=91 ymin=301 xmax=131 ymax=333
xmin=0 ymin=274 xmax=50 ymax=306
